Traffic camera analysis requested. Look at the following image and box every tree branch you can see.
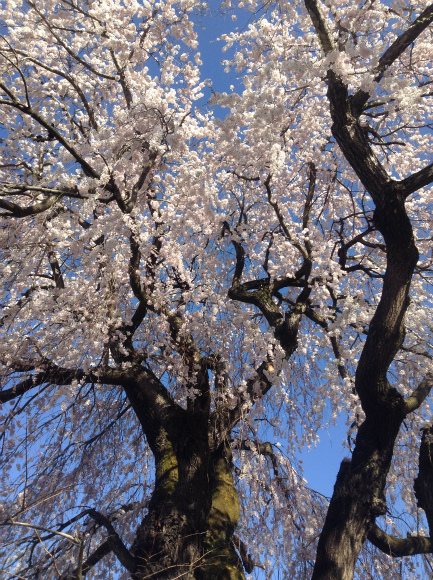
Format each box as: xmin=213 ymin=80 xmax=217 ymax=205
xmin=210 ymin=361 xmax=275 ymax=448
xmin=0 ymin=367 xmax=84 ymax=403
xmin=0 ymin=88 xmax=100 ymax=180
xmin=7 ymin=48 xmax=98 ymax=130
xmin=414 ymin=425 xmax=433 ymax=534
xmin=304 ymin=0 xmax=335 ymax=55
xmin=397 ymin=161 xmax=433 ymax=199
xmin=375 ymin=4 xmax=433 ymax=84
xmin=368 ymin=523 xmax=433 ymax=557
xmin=0 ymin=194 xmax=60 ymax=218
xmin=87 ymin=509 xmax=136 ymax=573
xmin=0 ymin=521 xmax=79 ymax=545
xmin=404 ymin=375 xmax=433 ymax=414
xmin=61 ymin=540 xmax=112 ymax=579
xmin=0 ymin=364 xmax=128 ymax=404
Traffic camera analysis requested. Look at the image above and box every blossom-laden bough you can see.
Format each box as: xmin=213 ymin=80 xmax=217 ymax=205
xmin=1 ymin=1 xmax=433 ymax=579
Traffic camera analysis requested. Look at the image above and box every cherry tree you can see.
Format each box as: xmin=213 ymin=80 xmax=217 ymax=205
xmin=1 ymin=1 xmax=433 ymax=579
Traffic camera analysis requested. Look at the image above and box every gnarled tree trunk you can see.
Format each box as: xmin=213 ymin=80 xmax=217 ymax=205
xmin=124 ymin=371 xmax=245 ymax=580
xmin=132 ymin=437 xmax=244 ymax=580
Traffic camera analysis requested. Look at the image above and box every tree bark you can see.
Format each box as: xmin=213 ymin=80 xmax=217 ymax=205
xmin=131 ymin=437 xmax=245 ymax=580
xmin=122 ymin=368 xmax=245 ymax=580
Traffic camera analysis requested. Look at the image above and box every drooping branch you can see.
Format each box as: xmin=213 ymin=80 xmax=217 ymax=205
xmin=210 ymin=361 xmax=275 ymax=448
xmin=303 ymin=305 xmax=350 ymax=382
xmin=233 ymin=535 xmax=263 ymax=574
xmin=0 ymin=520 xmax=80 ymax=545
xmin=302 ymin=162 xmax=316 ymax=230
xmin=60 ymin=540 xmax=112 ymax=580
xmin=232 ymin=439 xmax=307 ymax=539
xmin=0 ymin=360 xmax=182 ymax=455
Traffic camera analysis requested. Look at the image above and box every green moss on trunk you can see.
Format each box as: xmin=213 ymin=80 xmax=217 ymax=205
xmin=199 ymin=452 xmax=245 ymax=580
xmin=148 ymin=429 xmax=179 ymax=511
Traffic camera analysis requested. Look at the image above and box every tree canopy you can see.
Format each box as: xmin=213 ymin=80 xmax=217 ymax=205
xmin=1 ymin=1 xmax=433 ymax=579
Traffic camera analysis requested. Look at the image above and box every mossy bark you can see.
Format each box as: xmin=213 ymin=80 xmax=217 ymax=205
xmin=131 ymin=423 xmax=245 ymax=580
xmin=199 ymin=450 xmax=244 ymax=580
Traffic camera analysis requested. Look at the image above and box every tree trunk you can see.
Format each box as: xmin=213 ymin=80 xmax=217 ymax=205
xmin=199 ymin=449 xmax=244 ymax=580
xmin=131 ymin=427 xmax=244 ymax=580
xmin=312 ymin=411 xmax=403 ymax=580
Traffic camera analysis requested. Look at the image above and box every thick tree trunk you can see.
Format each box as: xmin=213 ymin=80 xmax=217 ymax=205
xmin=131 ymin=430 xmax=244 ymax=580
xmin=116 ymin=365 xmax=246 ymax=580
xmin=199 ymin=450 xmax=244 ymax=580
xmin=312 ymin=412 xmax=403 ymax=580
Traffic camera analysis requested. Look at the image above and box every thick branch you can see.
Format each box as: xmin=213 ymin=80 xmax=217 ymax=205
xmin=404 ymin=375 xmax=433 ymax=415
xmin=304 ymin=0 xmax=335 ymax=54
xmin=304 ymin=3 xmax=433 ymax=204
xmin=48 ymin=249 xmax=65 ymax=289
xmin=127 ymin=150 xmax=158 ymax=213
xmin=0 ymin=194 xmax=59 ymax=218
xmin=0 ymin=363 xmax=129 ymax=404
xmin=375 ymin=4 xmax=433 ymax=84
xmin=397 ymin=161 xmax=433 ymax=199
xmin=414 ymin=425 xmax=433 ymax=534
xmin=227 ymin=225 xmax=308 ymax=356
xmin=368 ymin=524 xmax=433 ymax=557
xmin=0 ymin=367 xmax=84 ymax=403
xmin=326 ymin=73 xmax=392 ymax=202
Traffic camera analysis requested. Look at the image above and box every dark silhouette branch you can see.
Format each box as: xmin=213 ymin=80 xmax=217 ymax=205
xmin=368 ymin=524 xmax=433 ymax=557
xmin=375 ymin=4 xmax=433 ymax=84
xmin=87 ymin=509 xmax=137 ymax=573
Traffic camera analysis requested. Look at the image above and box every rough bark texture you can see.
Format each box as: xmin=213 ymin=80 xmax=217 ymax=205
xmin=131 ymin=433 xmax=244 ymax=580
xmin=311 ymin=98 xmax=419 ymax=580
xmin=112 ymin=368 xmax=245 ymax=580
